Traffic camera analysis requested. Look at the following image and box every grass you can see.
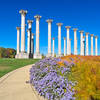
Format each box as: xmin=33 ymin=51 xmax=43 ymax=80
xmin=61 ymin=56 xmax=100 ymax=100
xmin=0 ymin=58 xmax=39 ymax=77
xmin=1 ymin=56 xmax=100 ymax=99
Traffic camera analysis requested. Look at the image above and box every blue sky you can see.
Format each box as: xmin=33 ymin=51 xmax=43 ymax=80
xmin=0 ymin=0 xmax=100 ymax=55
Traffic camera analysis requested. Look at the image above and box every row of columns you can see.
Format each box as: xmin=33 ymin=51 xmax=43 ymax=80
xmin=16 ymin=9 xmax=98 ymax=59
xmin=16 ymin=10 xmax=42 ymax=59
xmin=79 ymin=31 xmax=98 ymax=56
xmin=48 ymin=25 xmax=98 ymax=57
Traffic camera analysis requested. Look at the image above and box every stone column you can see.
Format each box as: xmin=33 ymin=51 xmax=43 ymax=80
xmin=73 ymin=28 xmax=78 ymax=55
xmin=69 ymin=39 xmax=72 ymax=55
xmin=57 ymin=23 xmax=63 ymax=57
xmin=34 ymin=15 xmax=42 ymax=59
xmin=83 ymin=36 xmax=85 ymax=56
xmin=46 ymin=19 xmax=53 ymax=57
xmin=27 ymin=20 xmax=33 ymax=56
xmin=79 ymin=30 xmax=84 ymax=56
xmin=95 ymin=36 xmax=98 ymax=56
xmin=85 ymin=32 xmax=89 ymax=56
xmin=27 ymin=29 xmax=31 ymax=54
xmin=65 ymin=26 xmax=71 ymax=55
xmin=31 ymin=34 xmax=34 ymax=56
xmin=19 ymin=10 xmax=27 ymax=53
xmin=52 ymin=38 xmax=55 ymax=57
xmin=90 ymin=34 xmax=94 ymax=56
xmin=64 ymin=37 xmax=66 ymax=56
xmin=76 ymin=39 xmax=78 ymax=54
xmin=16 ymin=27 xmax=20 ymax=54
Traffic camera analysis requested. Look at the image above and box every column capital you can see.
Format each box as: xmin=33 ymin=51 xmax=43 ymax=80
xmin=65 ymin=26 xmax=71 ymax=29
xmin=85 ymin=32 xmax=89 ymax=35
xmin=16 ymin=27 xmax=20 ymax=30
xmin=19 ymin=9 xmax=27 ymax=15
xmin=27 ymin=20 xmax=33 ymax=24
xmin=73 ymin=28 xmax=78 ymax=31
xmin=53 ymin=37 xmax=55 ymax=40
xmin=95 ymin=36 xmax=98 ymax=38
xmin=83 ymin=36 xmax=85 ymax=41
xmin=56 ymin=23 xmax=63 ymax=26
xmin=34 ymin=15 xmax=42 ymax=19
xmin=90 ymin=34 xmax=94 ymax=37
xmin=46 ymin=19 xmax=53 ymax=23
xmin=79 ymin=30 xmax=84 ymax=33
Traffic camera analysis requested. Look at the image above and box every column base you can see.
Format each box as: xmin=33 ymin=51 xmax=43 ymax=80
xmin=66 ymin=54 xmax=71 ymax=56
xmin=15 ymin=53 xmax=33 ymax=59
xmin=46 ymin=53 xmax=52 ymax=57
xmin=34 ymin=53 xmax=42 ymax=59
xmin=52 ymin=54 xmax=55 ymax=57
xmin=56 ymin=54 xmax=63 ymax=57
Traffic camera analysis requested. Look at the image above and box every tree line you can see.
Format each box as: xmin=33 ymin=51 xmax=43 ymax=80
xmin=0 ymin=47 xmax=16 ymax=58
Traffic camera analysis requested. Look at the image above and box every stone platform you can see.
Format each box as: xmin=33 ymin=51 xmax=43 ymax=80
xmin=34 ymin=53 xmax=42 ymax=59
xmin=46 ymin=53 xmax=52 ymax=57
xmin=56 ymin=54 xmax=63 ymax=57
xmin=15 ymin=53 xmax=33 ymax=59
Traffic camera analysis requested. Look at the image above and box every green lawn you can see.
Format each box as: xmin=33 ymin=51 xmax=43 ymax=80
xmin=0 ymin=58 xmax=39 ymax=77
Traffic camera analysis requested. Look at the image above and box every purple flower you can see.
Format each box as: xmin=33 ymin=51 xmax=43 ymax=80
xmin=30 ymin=57 xmax=76 ymax=100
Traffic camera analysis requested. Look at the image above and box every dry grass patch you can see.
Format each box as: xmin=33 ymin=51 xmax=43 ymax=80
xmin=0 ymin=65 xmax=10 ymax=71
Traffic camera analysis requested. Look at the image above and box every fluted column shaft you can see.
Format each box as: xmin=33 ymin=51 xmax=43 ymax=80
xmin=95 ymin=36 xmax=98 ymax=56
xmin=31 ymin=34 xmax=34 ymax=54
xmin=76 ymin=39 xmax=77 ymax=53
xmin=80 ymin=31 xmax=84 ymax=55
xmin=91 ymin=34 xmax=94 ymax=56
xmin=34 ymin=15 xmax=41 ymax=54
xmin=86 ymin=33 xmax=89 ymax=56
xmin=65 ymin=26 xmax=71 ymax=55
xmin=69 ymin=39 xmax=71 ymax=55
xmin=46 ymin=19 xmax=53 ymax=56
xmin=27 ymin=29 xmax=31 ymax=54
xmin=27 ymin=20 xmax=33 ymax=54
xmin=83 ymin=36 xmax=85 ymax=56
xmin=57 ymin=23 xmax=63 ymax=56
xmin=19 ymin=10 xmax=27 ymax=53
xmin=73 ymin=28 xmax=77 ymax=55
xmin=36 ymin=18 xmax=39 ymax=53
xmin=64 ymin=37 xmax=66 ymax=56
xmin=52 ymin=38 xmax=55 ymax=57
xmin=16 ymin=27 xmax=20 ymax=54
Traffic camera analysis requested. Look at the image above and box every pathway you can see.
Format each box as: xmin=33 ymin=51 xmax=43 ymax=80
xmin=0 ymin=64 xmax=45 ymax=100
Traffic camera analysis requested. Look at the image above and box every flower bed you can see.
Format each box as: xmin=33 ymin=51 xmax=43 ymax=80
xmin=30 ymin=57 xmax=76 ymax=100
